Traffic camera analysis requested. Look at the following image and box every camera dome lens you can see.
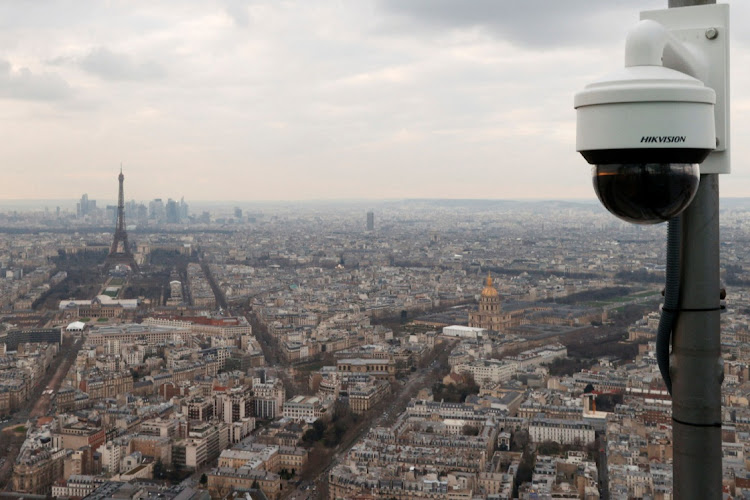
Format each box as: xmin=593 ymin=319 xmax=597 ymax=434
xmin=592 ymin=163 xmax=700 ymax=224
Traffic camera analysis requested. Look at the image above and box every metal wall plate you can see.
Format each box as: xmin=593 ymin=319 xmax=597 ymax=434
xmin=641 ymin=4 xmax=730 ymax=174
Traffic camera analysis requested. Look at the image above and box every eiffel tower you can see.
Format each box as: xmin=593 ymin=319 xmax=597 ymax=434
xmin=105 ymin=167 xmax=138 ymax=271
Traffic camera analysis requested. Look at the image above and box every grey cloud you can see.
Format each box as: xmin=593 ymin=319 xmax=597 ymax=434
xmin=0 ymin=59 xmax=71 ymax=101
xmin=81 ymin=47 xmax=165 ymax=81
xmin=225 ymin=0 xmax=251 ymax=28
xmin=46 ymin=55 xmax=75 ymax=67
xmin=378 ymin=0 xmax=663 ymax=47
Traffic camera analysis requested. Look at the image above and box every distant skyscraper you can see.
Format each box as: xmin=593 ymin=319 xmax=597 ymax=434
xmin=77 ymin=193 xmax=96 ymax=218
xmin=106 ymin=205 xmax=117 ymax=225
xmin=165 ymin=198 xmax=180 ymax=224
xmin=136 ymin=204 xmax=148 ymax=223
xmin=366 ymin=211 xmax=374 ymax=231
xmin=126 ymin=200 xmax=138 ymax=221
xmin=179 ymin=197 xmax=189 ymax=221
xmin=149 ymin=198 xmax=165 ymax=221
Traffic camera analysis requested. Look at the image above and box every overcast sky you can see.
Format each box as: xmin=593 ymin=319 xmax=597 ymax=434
xmin=1 ymin=1 xmax=749 ymax=202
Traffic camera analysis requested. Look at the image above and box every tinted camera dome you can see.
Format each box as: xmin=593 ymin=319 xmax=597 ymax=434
xmin=592 ymin=163 xmax=700 ymax=224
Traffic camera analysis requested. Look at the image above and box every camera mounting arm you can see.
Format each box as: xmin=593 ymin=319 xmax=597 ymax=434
xmin=625 ymin=20 xmax=706 ymax=79
xmin=640 ymin=4 xmax=729 ymax=174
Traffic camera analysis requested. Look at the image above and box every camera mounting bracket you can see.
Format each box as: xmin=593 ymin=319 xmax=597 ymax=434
xmin=641 ymin=4 xmax=729 ymax=174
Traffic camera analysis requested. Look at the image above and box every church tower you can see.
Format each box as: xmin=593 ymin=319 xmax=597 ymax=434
xmin=469 ymin=273 xmax=510 ymax=331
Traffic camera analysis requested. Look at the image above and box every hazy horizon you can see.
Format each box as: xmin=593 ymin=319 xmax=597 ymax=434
xmin=6 ymin=195 xmax=750 ymax=216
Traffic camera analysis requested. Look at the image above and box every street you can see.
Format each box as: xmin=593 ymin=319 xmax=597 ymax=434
xmin=286 ymin=339 xmax=457 ymax=500
xmin=0 ymin=335 xmax=84 ymax=489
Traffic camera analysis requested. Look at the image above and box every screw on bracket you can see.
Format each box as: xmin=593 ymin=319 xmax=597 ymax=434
xmin=705 ymin=27 xmax=719 ymax=40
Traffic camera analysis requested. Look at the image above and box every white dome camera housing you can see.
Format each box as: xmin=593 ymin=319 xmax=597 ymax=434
xmin=574 ymin=16 xmax=726 ymax=224
xmin=575 ymin=64 xmax=715 ymax=224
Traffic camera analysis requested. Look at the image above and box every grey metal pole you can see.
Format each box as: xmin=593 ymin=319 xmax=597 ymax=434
xmin=671 ymin=175 xmax=722 ymax=499
xmin=668 ymin=2 xmax=722 ymax=499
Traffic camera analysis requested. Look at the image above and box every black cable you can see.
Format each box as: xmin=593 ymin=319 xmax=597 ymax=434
xmin=656 ymin=216 xmax=681 ymax=395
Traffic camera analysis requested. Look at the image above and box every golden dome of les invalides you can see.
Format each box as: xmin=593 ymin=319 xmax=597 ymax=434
xmin=480 ymin=273 xmax=499 ymax=298
xmin=469 ymin=272 xmax=510 ymax=332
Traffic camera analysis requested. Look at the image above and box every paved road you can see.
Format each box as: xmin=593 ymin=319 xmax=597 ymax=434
xmin=0 ymin=336 xmax=85 ymax=489
xmin=32 ymin=337 xmax=84 ymax=418
xmin=199 ymin=258 xmax=227 ymax=310
xmin=287 ymin=340 xmax=456 ymax=500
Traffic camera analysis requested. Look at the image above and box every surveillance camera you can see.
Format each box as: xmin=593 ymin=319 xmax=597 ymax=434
xmin=574 ymin=22 xmax=717 ymax=224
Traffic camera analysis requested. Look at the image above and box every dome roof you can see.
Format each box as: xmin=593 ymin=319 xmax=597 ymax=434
xmin=481 ymin=274 xmax=499 ymax=298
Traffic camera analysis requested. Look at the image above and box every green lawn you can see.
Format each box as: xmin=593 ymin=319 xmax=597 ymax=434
xmin=295 ymin=360 xmax=327 ymax=372
xmin=585 ymin=290 xmax=661 ymax=307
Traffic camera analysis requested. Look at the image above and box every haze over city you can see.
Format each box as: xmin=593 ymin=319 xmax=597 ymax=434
xmin=3 ymin=0 xmax=750 ymax=201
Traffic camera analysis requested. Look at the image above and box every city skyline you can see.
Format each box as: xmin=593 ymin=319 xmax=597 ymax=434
xmin=2 ymin=195 xmax=748 ymax=497
xmin=3 ymin=1 xmax=750 ymax=201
